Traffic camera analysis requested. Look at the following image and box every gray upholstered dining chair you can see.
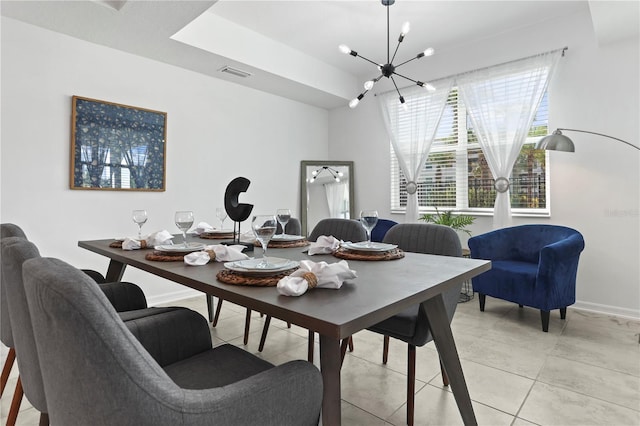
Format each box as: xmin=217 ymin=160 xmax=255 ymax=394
xmin=0 ymin=224 xmax=27 ymax=426
xmin=365 ymin=223 xmax=463 ymax=426
xmin=258 ymin=218 xmax=368 ymax=361
xmin=207 ymin=218 xmax=302 ymax=346
xmin=1 ymin=236 xmax=215 ymax=426
xmin=21 ymin=254 xmax=323 ymax=426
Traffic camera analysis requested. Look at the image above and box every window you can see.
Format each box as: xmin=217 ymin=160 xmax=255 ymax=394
xmin=391 ymin=88 xmax=549 ymax=216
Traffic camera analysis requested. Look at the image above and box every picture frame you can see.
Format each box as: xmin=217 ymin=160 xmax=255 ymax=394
xmin=70 ymin=96 xmax=167 ymax=191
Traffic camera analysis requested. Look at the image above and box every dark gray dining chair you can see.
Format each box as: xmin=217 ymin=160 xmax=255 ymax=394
xmin=365 ymin=223 xmax=463 ymax=426
xmin=207 ymin=218 xmax=302 ymax=347
xmin=259 ymin=217 xmax=368 ymax=361
xmin=22 ymin=255 xmax=323 ymax=426
xmin=1 ymin=236 xmax=215 ymax=426
xmin=0 ymin=224 xmax=27 ymax=426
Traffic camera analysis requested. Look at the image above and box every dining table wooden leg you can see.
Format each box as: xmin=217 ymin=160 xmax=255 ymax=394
xmin=319 ymin=334 xmax=342 ymax=426
xmin=423 ymin=294 xmax=477 ymax=426
xmin=105 ymin=259 xmax=126 ymax=282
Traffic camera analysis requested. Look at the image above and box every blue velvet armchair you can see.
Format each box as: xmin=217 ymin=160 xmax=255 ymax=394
xmin=468 ymin=224 xmax=585 ymax=332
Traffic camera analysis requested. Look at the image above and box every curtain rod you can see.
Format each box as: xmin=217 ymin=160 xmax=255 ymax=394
xmin=374 ymin=46 xmax=568 ymax=97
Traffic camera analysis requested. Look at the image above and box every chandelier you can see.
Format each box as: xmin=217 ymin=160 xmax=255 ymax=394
xmin=339 ymin=0 xmax=435 ymax=110
xmin=309 ymin=166 xmax=344 ymax=183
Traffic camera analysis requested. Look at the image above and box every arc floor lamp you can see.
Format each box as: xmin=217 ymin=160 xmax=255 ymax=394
xmin=536 ymin=128 xmax=639 ymax=151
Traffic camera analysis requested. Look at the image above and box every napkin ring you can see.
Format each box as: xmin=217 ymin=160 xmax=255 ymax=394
xmin=302 ymin=272 xmax=318 ymax=289
xmin=139 ymin=240 xmax=148 ymax=249
xmin=205 ymin=250 xmax=216 ymax=261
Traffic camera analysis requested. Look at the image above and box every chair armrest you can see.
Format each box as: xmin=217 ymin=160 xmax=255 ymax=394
xmin=179 ymin=360 xmax=322 ymax=426
xmin=81 ymin=269 xmax=107 ymax=283
xmin=99 ymin=281 xmax=148 ymax=311
xmin=536 ymin=234 xmax=585 ymax=304
xmin=540 ymin=233 xmax=585 ymax=264
xmin=122 ymin=307 xmax=212 ymax=367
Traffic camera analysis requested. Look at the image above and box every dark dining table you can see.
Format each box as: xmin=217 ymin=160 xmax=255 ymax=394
xmin=79 ymin=237 xmax=491 ymax=425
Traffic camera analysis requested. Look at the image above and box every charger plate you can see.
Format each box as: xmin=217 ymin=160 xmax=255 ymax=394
xmin=332 ymin=247 xmax=405 ymax=261
xmin=216 ymin=268 xmax=298 ymax=286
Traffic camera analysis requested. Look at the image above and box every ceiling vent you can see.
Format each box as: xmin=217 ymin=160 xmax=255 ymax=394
xmin=217 ymin=66 xmax=252 ymax=78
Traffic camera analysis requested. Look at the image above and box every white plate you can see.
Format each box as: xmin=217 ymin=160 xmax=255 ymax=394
xmin=271 ymin=234 xmax=305 ymax=242
xmin=342 ymin=242 xmax=398 ymax=252
xmin=224 ymin=257 xmax=299 ymax=275
xmin=155 ymin=243 xmax=206 ymax=254
xmin=201 ymin=229 xmax=235 ymax=235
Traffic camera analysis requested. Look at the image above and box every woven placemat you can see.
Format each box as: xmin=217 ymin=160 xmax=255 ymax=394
xmin=145 ymin=251 xmax=185 ymax=262
xmin=216 ymin=268 xmax=298 ymax=286
xmin=266 ymin=239 xmax=310 ymax=249
xmin=199 ymin=233 xmax=236 ymax=240
xmin=332 ymin=247 xmax=405 ymax=261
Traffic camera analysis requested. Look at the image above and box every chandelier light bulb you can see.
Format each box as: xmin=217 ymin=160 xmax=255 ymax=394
xmin=401 ymin=21 xmax=411 ymax=36
xmin=338 ymin=171 xmax=344 ymax=177
xmin=339 ymin=44 xmax=351 ymax=55
xmin=364 ymin=80 xmax=375 ymax=90
xmin=335 ymin=177 xmax=341 ymax=183
xmin=423 ymin=47 xmax=435 ymax=57
xmin=311 ymin=170 xmax=318 ymax=176
xmin=349 ymin=98 xmax=360 ymax=109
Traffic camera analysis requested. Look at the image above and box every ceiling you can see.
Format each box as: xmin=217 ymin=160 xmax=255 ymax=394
xmin=2 ymin=1 xmax=638 ymax=109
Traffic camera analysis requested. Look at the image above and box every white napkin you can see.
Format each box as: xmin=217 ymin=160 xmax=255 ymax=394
xmin=183 ymin=244 xmax=249 ymax=266
xmin=122 ymin=230 xmax=174 ymax=250
xmin=308 ymin=235 xmax=341 ymax=255
xmin=277 ymin=260 xmax=357 ymax=296
xmin=193 ymin=222 xmax=215 ymax=235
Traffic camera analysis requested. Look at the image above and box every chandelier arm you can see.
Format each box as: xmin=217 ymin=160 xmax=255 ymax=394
xmin=390 ymin=76 xmax=403 ymax=98
xmin=387 ymin=4 xmax=390 ymax=64
xmin=354 ymin=53 xmax=383 ymax=68
xmin=394 ymin=55 xmax=421 ymax=68
xmin=390 ymin=39 xmax=403 ymax=64
xmin=393 ymin=71 xmax=420 ymax=84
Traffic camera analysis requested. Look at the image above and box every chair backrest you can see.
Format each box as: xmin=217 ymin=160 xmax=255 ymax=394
xmin=0 ymin=223 xmax=28 ymax=347
xmin=1 ymin=237 xmax=47 ymax=413
xmin=22 ymin=255 xmax=188 ymax=425
xmin=308 ymin=218 xmax=367 ymax=242
xmin=383 ymin=223 xmax=463 ymax=339
xmin=276 ymin=217 xmax=301 ymax=235
xmin=371 ymin=219 xmax=398 ymax=243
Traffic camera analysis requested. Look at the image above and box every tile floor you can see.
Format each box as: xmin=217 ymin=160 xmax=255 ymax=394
xmin=2 ymin=295 xmax=639 ymax=425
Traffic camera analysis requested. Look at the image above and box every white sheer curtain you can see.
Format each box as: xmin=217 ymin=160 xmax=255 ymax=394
xmin=457 ymin=50 xmax=562 ymax=228
xmin=325 ymin=182 xmax=347 ymax=218
xmin=378 ymin=78 xmax=454 ymax=222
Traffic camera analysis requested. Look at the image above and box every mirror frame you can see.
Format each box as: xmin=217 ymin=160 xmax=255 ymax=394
xmin=300 ymin=160 xmax=355 ymax=236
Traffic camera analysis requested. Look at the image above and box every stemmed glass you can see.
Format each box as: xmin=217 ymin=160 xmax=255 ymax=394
xmin=216 ymin=207 xmax=228 ymax=230
xmin=360 ymin=210 xmax=379 ymax=247
xmin=174 ymin=211 xmax=194 ymax=248
xmin=276 ymin=209 xmax=291 ymax=237
xmin=252 ymin=215 xmax=277 ymax=268
xmin=132 ymin=210 xmax=148 ymax=240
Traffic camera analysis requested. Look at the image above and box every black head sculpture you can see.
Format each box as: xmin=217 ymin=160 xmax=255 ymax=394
xmin=224 ymin=177 xmax=253 ymax=222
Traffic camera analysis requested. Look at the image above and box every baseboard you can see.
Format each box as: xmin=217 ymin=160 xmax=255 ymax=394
xmin=146 ymin=288 xmax=204 ymax=307
xmin=573 ymin=301 xmax=640 ymax=320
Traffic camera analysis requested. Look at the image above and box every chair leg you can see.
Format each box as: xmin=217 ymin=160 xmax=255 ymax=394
xmin=212 ymin=298 xmax=224 ymax=327
xmin=1 ymin=347 xmax=16 ymax=396
xmin=560 ymin=307 xmax=567 ymax=320
xmin=205 ymin=295 xmax=214 ymax=322
xmin=308 ymin=330 xmax=314 ymax=363
xmin=38 ymin=413 xmax=49 ymax=426
xmin=540 ymin=310 xmax=550 ymax=332
xmin=348 ymin=336 xmax=354 ymax=352
xmin=518 ymin=304 xmax=524 ymax=308
xmin=407 ymin=345 xmax=416 ymax=426
xmin=6 ymin=376 xmax=23 ymax=426
xmin=244 ymin=309 xmax=252 ymax=345
xmin=382 ymin=335 xmax=390 ymax=364
xmin=479 ymin=293 xmax=486 ymax=311
xmin=440 ymin=359 xmax=450 ymax=387
xmin=258 ymin=316 xmax=271 ymax=352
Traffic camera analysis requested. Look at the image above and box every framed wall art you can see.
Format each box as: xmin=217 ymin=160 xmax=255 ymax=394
xmin=70 ymin=96 xmax=167 ymax=191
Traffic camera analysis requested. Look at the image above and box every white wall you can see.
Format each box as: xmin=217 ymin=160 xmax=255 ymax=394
xmin=0 ymin=17 xmax=329 ymax=304
xmin=329 ymin=8 xmax=640 ymax=318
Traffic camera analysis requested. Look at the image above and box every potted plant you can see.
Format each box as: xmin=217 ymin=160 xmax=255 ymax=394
xmin=419 ymin=208 xmax=475 ymax=236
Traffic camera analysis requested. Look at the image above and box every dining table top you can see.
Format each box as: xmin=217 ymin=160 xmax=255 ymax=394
xmin=78 ymin=237 xmax=491 ymax=340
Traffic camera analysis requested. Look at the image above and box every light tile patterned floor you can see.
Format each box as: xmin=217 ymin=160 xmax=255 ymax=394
xmin=2 ymin=295 xmax=639 ymax=425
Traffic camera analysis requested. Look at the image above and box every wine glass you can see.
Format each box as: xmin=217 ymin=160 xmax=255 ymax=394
xmin=360 ymin=210 xmax=379 ymax=247
xmin=276 ymin=209 xmax=291 ymax=237
xmin=174 ymin=211 xmax=194 ymax=248
xmin=132 ymin=210 xmax=148 ymax=239
xmin=216 ymin=207 xmax=228 ymax=230
xmin=252 ymin=215 xmax=277 ymax=268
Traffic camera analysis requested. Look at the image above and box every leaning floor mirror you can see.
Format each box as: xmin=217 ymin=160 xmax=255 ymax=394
xmin=300 ymin=161 xmax=355 ymax=236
